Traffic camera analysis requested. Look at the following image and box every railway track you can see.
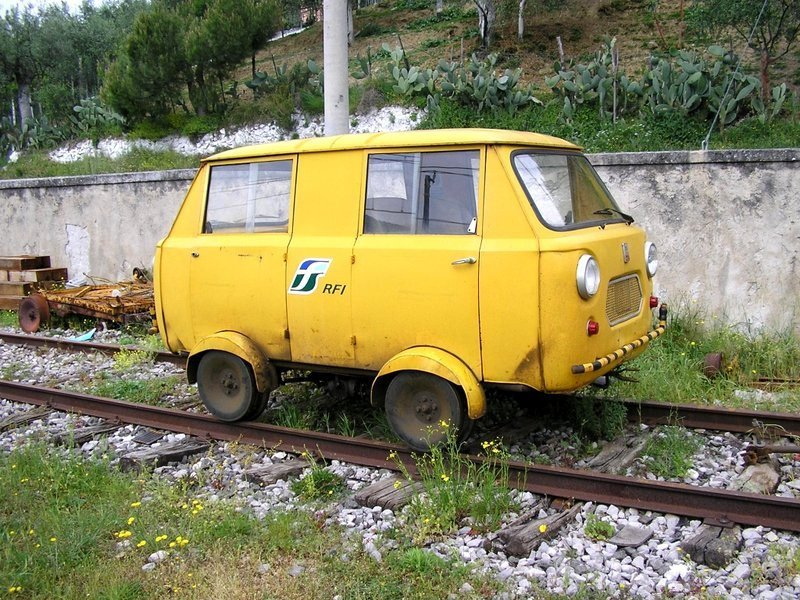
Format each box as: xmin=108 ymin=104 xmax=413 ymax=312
xmin=3 ymin=331 xmax=799 ymax=436
xmin=1 ymin=379 xmax=799 ymax=533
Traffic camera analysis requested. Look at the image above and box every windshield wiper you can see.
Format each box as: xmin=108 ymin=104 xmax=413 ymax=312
xmin=593 ymin=207 xmax=634 ymax=225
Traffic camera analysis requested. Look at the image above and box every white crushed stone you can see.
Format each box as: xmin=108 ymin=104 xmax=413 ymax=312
xmin=47 ymin=107 xmax=422 ymax=164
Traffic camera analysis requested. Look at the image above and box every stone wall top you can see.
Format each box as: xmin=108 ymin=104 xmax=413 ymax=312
xmin=0 ymin=168 xmax=197 ymax=190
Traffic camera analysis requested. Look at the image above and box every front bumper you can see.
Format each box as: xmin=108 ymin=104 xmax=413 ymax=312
xmin=571 ymin=304 xmax=668 ymax=375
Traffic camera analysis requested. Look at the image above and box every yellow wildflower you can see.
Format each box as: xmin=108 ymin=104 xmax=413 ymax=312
xmin=10 ymin=464 xmax=15 ymax=469
xmin=50 ymin=537 xmax=57 ymax=542
xmin=127 ymin=517 xmax=135 ymax=525
xmin=137 ymin=540 xmax=147 ymax=548
xmin=130 ymin=501 xmax=142 ymax=508
xmin=28 ymin=529 xmax=34 ymax=535
xmin=439 ymin=420 xmax=449 ymax=429
xmin=440 ymin=474 xmax=449 ymax=482
xmin=169 ymin=542 xmax=177 ymax=548
xmin=393 ymin=480 xmax=402 ymax=490
xmin=155 ymin=535 xmax=168 ymax=543
xmin=538 ymin=524 xmax=547 ymax=534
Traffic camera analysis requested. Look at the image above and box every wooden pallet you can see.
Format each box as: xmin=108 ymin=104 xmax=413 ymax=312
xmin=0 ymin=255 xmax=67 ymax=312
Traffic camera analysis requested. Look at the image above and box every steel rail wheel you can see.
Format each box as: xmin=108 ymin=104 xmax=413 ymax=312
xmin=19 ymin=294 xmax=50 ymax=333
xmin=196 ymin=351 xmax=259 ymax=421
xmin=385 ymin=371 xmax=468 ymax=451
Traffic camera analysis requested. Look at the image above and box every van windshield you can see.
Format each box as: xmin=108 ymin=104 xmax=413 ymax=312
xmin=513 ymin=152 xmax=629 ymax=230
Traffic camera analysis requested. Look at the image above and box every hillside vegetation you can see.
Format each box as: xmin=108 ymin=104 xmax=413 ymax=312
xmin=1 ymin=0 xmax=799 ymax=179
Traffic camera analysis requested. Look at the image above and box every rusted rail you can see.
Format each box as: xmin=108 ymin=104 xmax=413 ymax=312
xmin=2 ymin=380 xmax=799 ymax=533
xmin=624 ymin=399 xmax=800 ymax=437
xmin=0 ymin=332 xmax=185 ymax=367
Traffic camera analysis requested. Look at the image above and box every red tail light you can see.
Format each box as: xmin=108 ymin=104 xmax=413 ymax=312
xmin=650 ymin=296 xmax=659 ymax=308
xmin=587 ymin=320 xmax=600 ymax=336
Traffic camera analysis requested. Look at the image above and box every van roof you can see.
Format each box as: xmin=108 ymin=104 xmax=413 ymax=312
xmin=205 ymin=128 xmax=580 ymax=162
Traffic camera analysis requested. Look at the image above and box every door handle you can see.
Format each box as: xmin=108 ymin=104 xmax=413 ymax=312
xmin=191 ymin=252 xmax=200 ymax=258
xmin=451 ymin=257 xmax=476 ymax=265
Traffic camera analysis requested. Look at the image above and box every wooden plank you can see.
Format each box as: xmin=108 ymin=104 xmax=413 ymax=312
xmin=244 ymin=457 xmax=307 ymax=484
xmin=119 ymin=439 xmax=209 ymax=472
xmin=52 ymin=423 xmax=121 ymax=446
xmin=354 ymin=475 xmax=420 ymax=511
xmin=0 ymin=281 xmax=60 ymax=296
xmin=0 ymin=296 xmax=24 ymax=310
xmin=0 ymin=406 xmax=51 ymax=432
xmin=9 ymin=268 xmax=68 ymax=283
xmin=499 ymin=503 xmax=583 ymax=556
xmin=0 ymin=256 xmax=50 ymax=270
xmin=0 ymin=269 xmax=7 ymax=281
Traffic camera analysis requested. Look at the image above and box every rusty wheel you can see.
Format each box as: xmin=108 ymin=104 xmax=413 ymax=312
xmin=703 ymin=352 xmax=724 ymax=378
xmin=385 ymin=372 xmax=468 ymax=452
xmin=19 ymin=294 xmax=50 ymax=333
xmin=197 ymin=351 xmax=258 ymax=421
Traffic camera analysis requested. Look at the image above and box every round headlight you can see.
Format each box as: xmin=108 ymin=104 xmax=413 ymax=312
xmin=645 ymin=241 xmax=658 ymax=277
xmin=576 ymin=254 xmax=601 ymax=299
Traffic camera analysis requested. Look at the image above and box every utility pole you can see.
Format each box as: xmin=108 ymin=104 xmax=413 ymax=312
xmin=323 ymin=0 xmax=349 ymax=136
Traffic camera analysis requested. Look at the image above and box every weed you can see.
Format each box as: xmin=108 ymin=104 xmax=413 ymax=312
xmin=572 ymin=397 xmax=627 ymax=441
xmin=0 ymin=310 xmax=17 ymax=328
xmin=584 ymin=513 xmax=615 ymax=541
xmin=290 ymin=452 xmax=346 ymax=502
xmin=0 ymin=361 xmax=32 ymax=381
xmin=90 ymin=376 xmax=180 ymax=405
xmin=113 ymin=348 xmax=155 ymax=372
xmin=391 ymin=425 xmax=517 ymax=543
xmin=641 ymin=425 xmax=700 ymax=479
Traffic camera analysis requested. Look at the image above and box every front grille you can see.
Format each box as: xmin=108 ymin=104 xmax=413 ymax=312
xmin=606 ymin=275 xmax=642 ymax=326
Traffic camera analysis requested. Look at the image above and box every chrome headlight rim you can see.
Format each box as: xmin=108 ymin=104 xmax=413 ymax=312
xmin=576 ymin=254 xmax=601 ymax=299
xmin=645 ymin=241 xmax=658 ymax=277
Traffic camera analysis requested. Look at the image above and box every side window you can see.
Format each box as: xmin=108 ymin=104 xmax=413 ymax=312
xmin=364 ymin=150 xmax=479 ymax=234
xmin=205 ymin=160 xmax=292 ymax=233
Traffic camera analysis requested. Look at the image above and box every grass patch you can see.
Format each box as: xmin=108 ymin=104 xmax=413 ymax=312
xmin=595 ymin=303 xmax=800 ymax=412
xmin=392 ymin=425 xmax=517 ymax=543
xmin=290 ymin=454 xmax=346 ymax=502
xmin=0 ymin=445 xmax=497 ymax=599
xmin=0 ymin=311 xmax=17 ymax=328
xmin=1 ymin=147 xmax=198 ymax=180
xmin=112 ymin=348 xmax=155 ymax=372
xmin=89 ymin=376 xmax=181 ymax=405
xmin=641 ymin=425 xmax=701 ymax=479
xmin=583 ymin=512 xmax=615 ymax=541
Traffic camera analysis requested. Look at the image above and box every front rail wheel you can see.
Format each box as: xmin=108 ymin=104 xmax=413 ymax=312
xmin=385 ymin=372 xmax=470 ymax=452
xmin=196 ymin=351 xmax=260 ymax=421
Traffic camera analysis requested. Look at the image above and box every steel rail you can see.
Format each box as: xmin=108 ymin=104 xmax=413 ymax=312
xmin=2 ymin=380 xmax=799 ymax=533
xmin=0 ymin=332 xmax=185 ymax=367
xmin=623 ymin=399 xmax=800 ymax=437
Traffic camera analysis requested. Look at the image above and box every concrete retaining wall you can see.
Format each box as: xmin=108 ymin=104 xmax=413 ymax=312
xmin=1 ymin=148 xmax=797 ymax=331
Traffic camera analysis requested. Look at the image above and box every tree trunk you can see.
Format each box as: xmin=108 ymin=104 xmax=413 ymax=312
xmin=16 ymin=82 xmax=33 ymax=128
xmin=760 ymin=49 xmax=770 ymax=103
xmin=518 ymin=0 xmax=526 ymax=41
xmin=347 ymin=0 xmax=354 ymax=46
xmin=474 ymin=0 xmax=495 ymax=48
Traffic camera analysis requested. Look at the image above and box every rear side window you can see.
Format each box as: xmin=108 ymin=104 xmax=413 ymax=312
xmin=204 ymin=160 xmax=292 ymax=233
xmin=364 ymin=150 xmax=479 ymax=234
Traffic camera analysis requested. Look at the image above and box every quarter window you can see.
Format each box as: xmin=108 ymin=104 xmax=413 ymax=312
xmin=204 ymin=160 xmax=292 ymax=233
xmin=364 ymin=150 xmax=479 ymax=234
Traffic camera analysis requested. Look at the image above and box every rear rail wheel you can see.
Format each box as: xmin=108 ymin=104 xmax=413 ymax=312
xmin=385 ymin=371 xmax=471 ymax=452
xmin=196 ymin=351 xmax=260 ymax=421
xmin=19 ymin=294 xmax=50 ymax=333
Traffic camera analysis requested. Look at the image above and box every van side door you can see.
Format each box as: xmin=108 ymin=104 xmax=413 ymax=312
xmin=351 ymin=148 xmax=484 ymax=376
xmin=285 ymin=150 xmax=361 ymax=367
xmin=189 ymin=158 xmax=294 ymax=360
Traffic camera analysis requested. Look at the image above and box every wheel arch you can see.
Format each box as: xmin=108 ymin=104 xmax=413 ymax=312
xmin=187 ymin=331 xmax=277 ymax=393
xmin=371 ymin=346 xmax=486 ymax=420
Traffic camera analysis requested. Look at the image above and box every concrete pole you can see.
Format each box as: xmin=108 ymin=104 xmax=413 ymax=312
xmin=323 ymin=0 xmax=350 ymax=136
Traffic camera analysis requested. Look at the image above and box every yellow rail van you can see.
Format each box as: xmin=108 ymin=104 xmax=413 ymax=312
xmin=155 ymin=128 xmax=666 ymax=450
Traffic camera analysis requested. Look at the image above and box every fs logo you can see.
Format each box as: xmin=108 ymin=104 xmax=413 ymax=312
xmin=288 ymin=258 xmax=331 ymax=294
